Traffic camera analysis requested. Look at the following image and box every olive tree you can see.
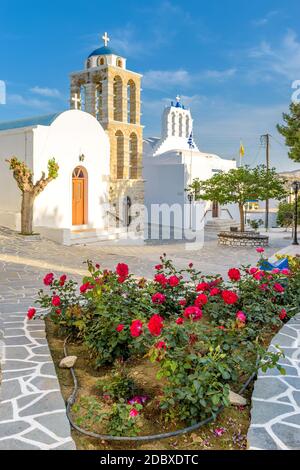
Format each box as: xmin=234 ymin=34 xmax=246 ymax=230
xmin=187 ymin=165 xmax=287 ymax=232
xmin=6 ymin=157 xmax=59 ymax=235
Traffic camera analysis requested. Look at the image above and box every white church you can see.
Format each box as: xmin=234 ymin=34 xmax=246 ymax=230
xmin=0 ymin=34 xmax=238 ymax=245
xmin=143 ymin=96 xmax=238 ymax=232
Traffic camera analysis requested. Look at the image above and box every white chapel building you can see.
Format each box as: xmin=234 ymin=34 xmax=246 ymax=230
xmin=0 ymin=110 xmax=111 ymax=244
xmin=143 ymin=97 xmax=238 ymax=230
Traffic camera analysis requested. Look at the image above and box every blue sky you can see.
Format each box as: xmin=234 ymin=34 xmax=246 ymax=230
xmin=1 ymin=0 xmax=300 ymax=171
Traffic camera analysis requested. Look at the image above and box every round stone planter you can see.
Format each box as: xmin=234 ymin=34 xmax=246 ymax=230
xmin=218 ymin=231 xmax=269 ymax=247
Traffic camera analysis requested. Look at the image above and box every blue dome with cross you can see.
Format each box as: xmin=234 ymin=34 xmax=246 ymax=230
xmin=88 ymin=45 xmax=118 ymax=58
xmin=88 ymin=32 xmax=120 ymax=58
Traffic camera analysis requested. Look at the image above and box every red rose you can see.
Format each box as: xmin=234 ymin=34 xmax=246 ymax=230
xmin=155 ymin=340 xmax=166 ymax=350
xmin=236 ymin=311 xmax=246 ymax=323
xmin=117 ymin=276 xmax=126 ymax=284
xmin=116 ymin=324 xmax=125 ymax=332
xmin=274 ymin=283 xmax=285 ymax=293
xmin=27 ymin=308 xmax=36 ymax=320
xmin=249 ymin=267 xmax=258 ymax=275
xmin=210 ymin=288 xmax=220 ymax=296
xmin=95 ymin=264 xmax=100 ymax=269
xmin=222 ymin=290 xmax=238 ymax=305
xmin=130 ymin=320 xmax=143 ymax=337
xmin=43 ymin=273 xmax=54 ymax=286
xmin=189 ymin=262 xmax=193 ymax=268
xmin=154 ymin=273 xmax=167 ymax=286
xmin=228 ymin=268 xmax=241 ymax=282
xmin=52 ymin=295 xmax=61 ymax=307
xmin=179 ymin=298 xmax=187 ymax=306
xmin=256 ymin=247 xmax=265 ymax=253
xmin=196 ymin=282 xmax=210 ymax=292
xmin=55 ymin=309 xmax=61 ymax=315
xmin=279 ymin=308 xmax=287 ymax=320
xmin=168 ymin=275 xmax=179 ymax=287
xmin=151 ymin=292 xmax=166 ymax=304
xmin=116 ymin=263 xmax=129 ymax=279
xmin=176 ymin=317 xmax=184 ymax=325
xmin=59 ymin=274 xmax=67 ymax=286
xmin=194 ymin=293 xmax=208 ymax=307
xmin=155 ymin=264 xmax=163 ymax=270
xmin=80 ymin=282 xmax=94 ymax=293
xmin=184 ymin=306 xmax=203 ymax=321
xmin=148 ymin=314 xmax=164 ymax=336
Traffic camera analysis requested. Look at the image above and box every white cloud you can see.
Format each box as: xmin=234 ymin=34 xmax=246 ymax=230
xmin=252 ymin=10 xmax=279 ymax=27
xmin=143 ymin=70 xmax=190 ymax=90
xmin=247 ymin=29 xmax=300 ymax=81
xmin=30 ymin=86 xmax=62 ymax=98
xmin=142 ymin=68 xmax=237 ymax=91
xmin=8 ymin=93 xmax=54 ymax=110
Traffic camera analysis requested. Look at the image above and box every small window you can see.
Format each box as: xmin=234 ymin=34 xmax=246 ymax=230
xmin=72 ymin=167 xmax=85 ymax=178
xmin=117 ymin=58 xmax=122 ymax=67
xmin=98 ymin=57 xmax=105 ymax=66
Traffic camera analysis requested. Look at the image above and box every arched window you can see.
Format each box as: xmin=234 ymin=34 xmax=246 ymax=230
xmin=115 ymin=130 xmax=124 ymax=179
xmin=127 ymin=80 xmax=136 ymax=124
xmin=179 ymin=115 xmax=183 ymax=137
xmin=129 ymin=133 xmax=138 ymax=179
xmin=79 ymin=85 xmax=85 ymax=111
xmin=86 ymin=59 xmax=92 ymax=69
xmin=98 ymin=57 xmax=105 ymax=66
xmin=113 ymin=76 xmax=123 ymax=121
xmin=185 ymin=116 xmax=190 ymax=137
xmin=95 ymin=82 xmax=103 ymax=121
xmin=171 ymin=113 xmax=176 ymax=136
xmin=117 ymin=58 xmax=123 ymax=67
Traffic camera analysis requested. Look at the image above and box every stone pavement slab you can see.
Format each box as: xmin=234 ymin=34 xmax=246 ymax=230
xmin=247 ymin=314 xmax=300 ymax=450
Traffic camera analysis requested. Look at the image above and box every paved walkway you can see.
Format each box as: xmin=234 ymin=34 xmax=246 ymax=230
xmin=247 ymin=314 xmax=300 ymax=450
xmin=0 ymin=258 xmax=76 ymax=449
xmin=0 ymin=226 xmax=294 ymax=450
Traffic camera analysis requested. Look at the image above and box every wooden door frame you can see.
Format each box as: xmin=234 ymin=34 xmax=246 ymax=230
xmin=72 ymin=166 xmax=88 ymax=226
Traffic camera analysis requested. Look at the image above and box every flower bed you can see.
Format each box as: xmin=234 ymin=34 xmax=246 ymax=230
xmin=27 ymin=249 xmax=300 ymax=445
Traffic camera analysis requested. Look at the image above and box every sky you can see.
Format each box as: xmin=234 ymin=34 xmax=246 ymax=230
xmin=0 ymin=0 xmax=300 ymax=171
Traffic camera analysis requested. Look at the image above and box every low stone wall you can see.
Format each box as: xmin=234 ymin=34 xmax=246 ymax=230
xmin=218 ymin=231 xmax=269 ymax=247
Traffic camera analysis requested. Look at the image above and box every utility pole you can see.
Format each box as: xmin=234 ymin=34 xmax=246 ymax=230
xmin=260 ymin=134 xmax=270 ymax=230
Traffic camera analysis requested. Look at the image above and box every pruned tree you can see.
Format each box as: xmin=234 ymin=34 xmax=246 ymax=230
xmin=6 ymin=157 xmax=59 ymax=235
xmin=187 ymin=165 xmax=287 ymax=232
xmin=277 ymin=102 xmax=300 ymax=162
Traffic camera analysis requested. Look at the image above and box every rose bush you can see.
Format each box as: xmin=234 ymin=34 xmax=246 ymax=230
xmin=28 ymin=252 xmax=300 ymax=427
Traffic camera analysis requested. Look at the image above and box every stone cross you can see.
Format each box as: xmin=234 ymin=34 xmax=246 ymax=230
xmin=176 ymin=95 xmax=181 ymax=102
xmin=71 ymin=93 xmax=81 ymax=110
xmin=102 ymin=32 xmax=110 ymax=47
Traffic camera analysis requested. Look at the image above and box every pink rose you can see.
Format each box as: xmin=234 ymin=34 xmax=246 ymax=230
xmin=236 ymin=311 xmax=246 ymax=323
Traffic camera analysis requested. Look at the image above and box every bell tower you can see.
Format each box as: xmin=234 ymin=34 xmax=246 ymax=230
xmin=69 ymin=32 xmax=144 ymax=227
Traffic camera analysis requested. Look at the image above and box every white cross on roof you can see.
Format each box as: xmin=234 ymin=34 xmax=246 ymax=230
xmin=71 ymin=93 xmax=81 ymax=110
xmin=102 ymin=32 xmax=110 ymax=47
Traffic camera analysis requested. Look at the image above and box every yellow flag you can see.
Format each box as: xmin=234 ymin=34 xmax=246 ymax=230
xmin=239 ymin=142 xmax=245 ymax=157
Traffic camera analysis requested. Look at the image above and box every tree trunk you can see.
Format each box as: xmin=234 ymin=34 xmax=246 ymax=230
xmin=239 ymin=204 xmax=245 ymax=232
xmin=21 ymin=191 xmax=35 ymax=235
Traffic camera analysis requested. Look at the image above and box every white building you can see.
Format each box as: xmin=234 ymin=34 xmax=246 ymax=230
xmin=0 ymin=109 xmax=112 ymax=244
xmin=143 ymin=97 xmax=238 ymax=232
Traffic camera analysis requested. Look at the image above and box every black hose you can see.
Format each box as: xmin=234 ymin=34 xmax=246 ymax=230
xmin=63 ymin=338 xmax=256 ymax=442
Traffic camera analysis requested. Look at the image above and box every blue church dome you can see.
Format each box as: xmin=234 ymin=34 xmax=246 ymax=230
xmin=88 ymin=46 xmax=118 ymax=58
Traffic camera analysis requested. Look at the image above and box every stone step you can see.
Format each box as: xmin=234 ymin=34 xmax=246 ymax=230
xmin=69 ymin=229 xmax=139 ymax=245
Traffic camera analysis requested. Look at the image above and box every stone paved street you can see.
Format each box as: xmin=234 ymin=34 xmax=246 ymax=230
xmin=0 ymin=226 xmax=295 ymax=450
xmin=248 ymin=314 xmax=300 ymax=450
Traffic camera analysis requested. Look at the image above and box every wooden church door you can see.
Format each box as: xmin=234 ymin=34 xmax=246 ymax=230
xmin=72 ymin=167 xmax=87 ymax=225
